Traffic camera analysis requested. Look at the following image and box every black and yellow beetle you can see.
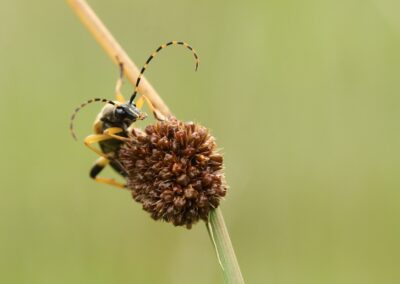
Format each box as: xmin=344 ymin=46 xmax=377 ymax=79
xmin=70 ymin=41 xmax=199 ymax=188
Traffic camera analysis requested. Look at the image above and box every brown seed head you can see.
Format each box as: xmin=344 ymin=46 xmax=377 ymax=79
xmin=118 ymin=118 xmax=227 ymax=229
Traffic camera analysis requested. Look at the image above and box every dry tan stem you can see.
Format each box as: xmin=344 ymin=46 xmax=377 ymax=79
xmin=67 ymin=0 xmax=171 ymax=116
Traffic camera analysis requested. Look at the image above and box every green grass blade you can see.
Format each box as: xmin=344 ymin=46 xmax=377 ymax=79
xmin=207 ymin=208 xmax=245 ymax=284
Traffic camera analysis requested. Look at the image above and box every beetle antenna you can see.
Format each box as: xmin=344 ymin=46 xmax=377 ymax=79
xmin=70 ymin=98 xmax=115 ymax=141
xmin=129 ymin=41 xmax=200 ymax=104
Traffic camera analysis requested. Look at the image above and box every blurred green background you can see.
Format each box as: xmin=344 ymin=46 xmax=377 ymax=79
xmin=1 ymin=0 xmax=400 ymax=283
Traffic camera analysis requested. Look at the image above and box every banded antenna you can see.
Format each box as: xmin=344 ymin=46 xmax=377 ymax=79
xmin=70 ymin=98 xmax=115 ymax=140
xmin=129 ymin=41 xmax=200 ymax=104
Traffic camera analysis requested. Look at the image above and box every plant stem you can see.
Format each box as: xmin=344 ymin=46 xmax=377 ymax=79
xmin=66 ymin=0 xmax=171 ymax=117
xmin=67 ymin=1 xmax=244 ymax=282
xmin=207 ymin=208 xmax=245 ymax=284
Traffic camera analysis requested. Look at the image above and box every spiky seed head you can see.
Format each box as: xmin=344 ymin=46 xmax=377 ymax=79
xmin=118 ymin=118 xmax=227 ymax=229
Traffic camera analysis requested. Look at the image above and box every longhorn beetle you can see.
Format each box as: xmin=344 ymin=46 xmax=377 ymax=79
xmin=70 ymin=41 xmax=199 ymax=188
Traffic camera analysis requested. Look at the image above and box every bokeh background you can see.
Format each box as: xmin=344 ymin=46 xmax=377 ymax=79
xmin=1 ymin=0 xmax=400 ymax=283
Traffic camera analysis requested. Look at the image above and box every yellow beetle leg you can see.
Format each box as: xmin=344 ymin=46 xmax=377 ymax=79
xmin=103 ymin=127 xmax=129 ymax=142
xmin=90 ymin=157 xmax=126 ymax=189
xmin=136 ymin=95 xmax=166 ymax=121
xmin=115 ymin=63 xmax=125 ymax=103
xmin=83 ymin=134 xmax=113 ymax=159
